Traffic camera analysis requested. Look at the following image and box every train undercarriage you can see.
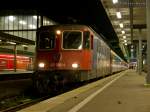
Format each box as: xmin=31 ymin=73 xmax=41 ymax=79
xmin=32 ymin=70 xmax=88 ymax=95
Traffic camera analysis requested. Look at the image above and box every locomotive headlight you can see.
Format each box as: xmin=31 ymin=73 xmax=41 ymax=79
xmin=56 ymin=30 xmax=61 ymax=35
xmin=38 ymin=62 xmax=45 ymax=68
xmin=72 ymin=63 xmax=79 ymax=68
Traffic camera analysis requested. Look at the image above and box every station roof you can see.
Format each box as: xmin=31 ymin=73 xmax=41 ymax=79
xmin=1 ymin=0 xmax=127 ymax=61
xmin=0 ymin=31 xmax=35 ymax=45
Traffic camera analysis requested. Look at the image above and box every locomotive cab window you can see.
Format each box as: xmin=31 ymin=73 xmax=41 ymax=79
xmin=39 ymin=31 xmax=55 ymax=49
xmin=63 ymin=31 xmax=82 ymax=50
xmin=83 ymin=31 xmax=90 ymax=49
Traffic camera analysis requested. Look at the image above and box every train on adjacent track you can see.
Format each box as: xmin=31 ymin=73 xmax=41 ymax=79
xmin=33 ymin=24 xmax=128 ymax=95
xmin=0 ymin=54 xmax=32 ymax=71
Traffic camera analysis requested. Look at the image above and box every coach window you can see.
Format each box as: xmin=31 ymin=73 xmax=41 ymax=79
xmin=63 ymin=31 xmax=82 ymax=50
xmin=39 ymin=32 xmax=55 ymax=49
xmin=83 ymin=31 xmax=90 ymax=49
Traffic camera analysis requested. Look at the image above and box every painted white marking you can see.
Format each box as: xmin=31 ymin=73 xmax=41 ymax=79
xmin=68 ymin=72 xmax=126 ymax=112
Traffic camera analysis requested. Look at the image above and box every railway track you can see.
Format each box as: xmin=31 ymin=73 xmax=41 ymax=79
xmin=0 ymin=79 xmax=94 ymax=111
xmin=0 ymin=95 xmax=51 ymax=112
xmin=0 ymin=79 xmax=81 ymax=111
xmin=0 ymin=78 xmax=34 ymax=112
xmin=0 ymin=72 xmax=117 ymax=112
xmin=0 ymin=72 xmax=33 ymax=81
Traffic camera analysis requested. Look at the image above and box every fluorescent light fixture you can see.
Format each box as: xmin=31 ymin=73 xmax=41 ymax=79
xmin=19 ymin=20 xmax=26 ymax=25
xmin=29 ymin=24 xmax=36 ymax=29
xmin=22 ymin=45 xmax=28 ymax=47
xmin=131 ymin=45 xmax=134 ymax=48
xmin=112 ymin=0 xmax=118 ymax=4
xmin=44 ymin=21 xmax=50 ymax=24
xmin=8 ymin=16 xmax=15 ymax=21
xmin=122 ymin=30 xmax=125 ymax=34
xmin=7 ymin=41 xmax=16 ymax=45
xmin=119 ymin=23 xmax=124 ymax=28
xmin=123 ymin=36 xmax=126 ymax=39
xmin=143 ymin=60 xmax=146 ymax=64
xmin=143 ymin=45 xmax=145 ymax=48
xmin=124 ymin=40 xmax=127 ymax=42
xmin=131 ymin=49 xmax=134 ymax=52
xmin=33 ymin=16 xmax=37 ymax=19
xmin=116 ymin=12 xmax=122 ymax=19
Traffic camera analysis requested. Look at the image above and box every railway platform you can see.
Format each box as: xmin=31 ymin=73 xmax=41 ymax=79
xmin=0 ymin=71 xmax=33 ymax=74
xmin=0 ymin=71 xmax=33 ymax=81
xmin=18 ymin=69 xmax=150 ymax=112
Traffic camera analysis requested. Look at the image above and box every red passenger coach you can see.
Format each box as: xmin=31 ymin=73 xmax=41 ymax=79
xmin=0 ymin=54 xmax=31 ymax=71
xmin=33 ymin=24 xmax=128 ymax=95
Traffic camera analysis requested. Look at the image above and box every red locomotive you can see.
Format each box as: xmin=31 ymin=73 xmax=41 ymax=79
xmin=33 ymin=24 xmax=128 ymax=94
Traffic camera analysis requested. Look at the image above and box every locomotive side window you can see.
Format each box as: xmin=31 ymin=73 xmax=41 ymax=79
xmin=63 ymin=31 xmax=82 ymax=50
xmin=39 ymin=31 xmax=55 ymax=49
xmin=83 ymin=31 xmax=90 ymax=49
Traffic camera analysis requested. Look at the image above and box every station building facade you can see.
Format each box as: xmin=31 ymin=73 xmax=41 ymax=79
xmin=0 ymin=10 xmax=57 ymax=71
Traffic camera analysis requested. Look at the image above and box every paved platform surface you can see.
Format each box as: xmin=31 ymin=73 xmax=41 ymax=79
xmin=18 ymin=70 xmax=150 ymax=112
xmin=75 ymin=70 xmax=150 ymax=112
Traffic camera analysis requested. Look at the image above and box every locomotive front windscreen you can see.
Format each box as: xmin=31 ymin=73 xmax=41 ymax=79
xmin=39 ymin=31 xmax=55 ymax=49
xmin=63 ymin=31 xmax=82 ymax=49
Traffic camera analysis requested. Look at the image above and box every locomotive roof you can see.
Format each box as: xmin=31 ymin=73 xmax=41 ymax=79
xmin=38 ymin=24 xmax=91 ymax=31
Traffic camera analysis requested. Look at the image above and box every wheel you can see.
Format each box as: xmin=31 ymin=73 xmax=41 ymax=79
xmin=32 ymin=72 xmax=51 ymax=96
xmin=36 ymin=77 xmax=50 ymax=95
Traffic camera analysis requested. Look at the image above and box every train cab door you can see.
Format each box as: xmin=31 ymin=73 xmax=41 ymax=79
xmin=82 ymin=31 xmax=93 ymax=70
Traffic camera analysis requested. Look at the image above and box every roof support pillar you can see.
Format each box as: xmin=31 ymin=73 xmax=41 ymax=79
xmin=138 ymin=29 xmax=142 ymax=75
xmin=40 ymin=15 xmax=43 ymax=26
xmin=136 ymin=43 xmax=139 ymax=72
xmin=13 ymin=44 xmax=17 ymax=72
xmin=37 ymin=15 xmax=39 ymax=28
xmin=146 ymin=0 xmax=150 ymax=84
xmin=129 ymin=0 xmax=133 ymax=44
